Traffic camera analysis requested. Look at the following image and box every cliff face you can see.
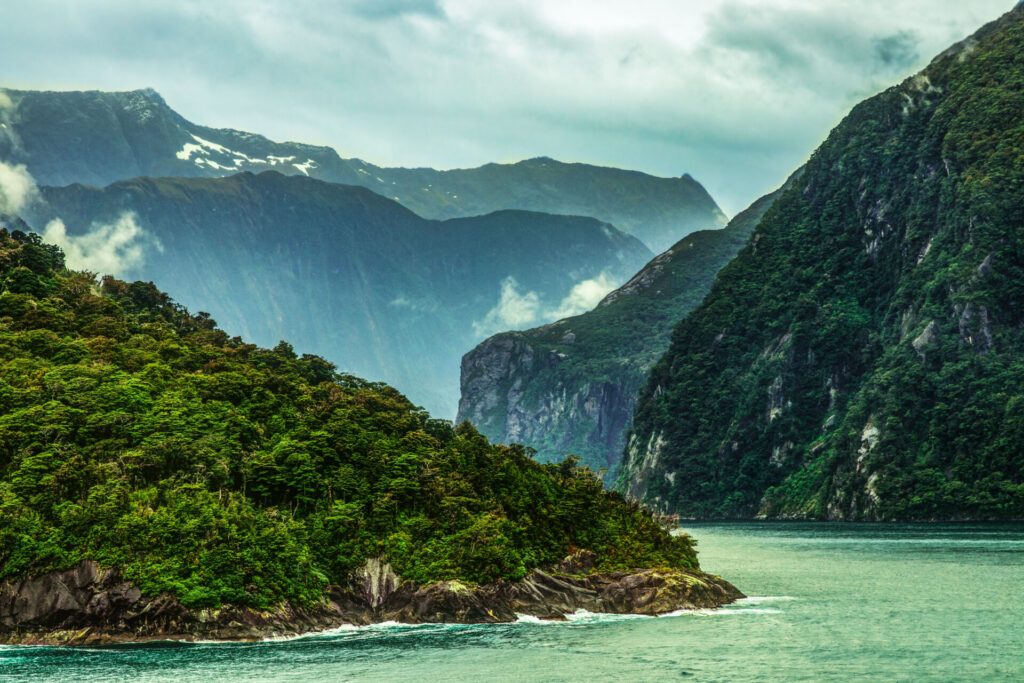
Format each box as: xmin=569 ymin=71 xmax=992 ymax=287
xmin=621 ymin=7 xmax=1024 ymax=520
xmin=459 ymin=334 xmax=643 ymax=474
xmin=0 ymin=557 xmax=742 ymax=645
xmin=458 ymin=184 xmax=789 ymax=475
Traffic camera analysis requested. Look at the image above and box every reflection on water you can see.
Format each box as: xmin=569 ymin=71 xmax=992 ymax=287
xmin=3 ymin=523 xmax=1023 ymax=682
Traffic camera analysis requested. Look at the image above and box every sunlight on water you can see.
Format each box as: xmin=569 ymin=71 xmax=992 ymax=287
xmin=3 ymin=523 xmax=1022 ymax=682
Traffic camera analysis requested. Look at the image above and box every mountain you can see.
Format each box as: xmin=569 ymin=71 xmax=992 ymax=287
xmin=457 ymin=177 xmax=795 ymax=477
xmin=26 ymin=171 xmax=651 ymax=417
xmin=0 ymin=88 xmax=726 ymax=251
xmin=0 ymin=227 xmax=739 ymax=643
xmin=620 ymin=7 xmax=1024 ymax=520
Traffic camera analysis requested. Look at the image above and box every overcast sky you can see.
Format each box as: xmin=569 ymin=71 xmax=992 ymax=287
xmin=0 ymin=0 xmax=1014 ymax=213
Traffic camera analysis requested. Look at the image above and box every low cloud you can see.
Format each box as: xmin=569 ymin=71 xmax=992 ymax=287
xmin=0 ymin=161 xmax=155 ymax=276
xmin=42 ymin=212 xmax=156 ymax=276
xmin=389 ymin=295 xmax=438 ymax=313
xmin=549 ymin=272 xmax=617 ymax=319
xmin=473 ymin=271 xmax=618 ymax=337
xmin=472 ymin=276 xmax=541 ymax=337
xmin=0 ymin=162 xmax=37 ymax=215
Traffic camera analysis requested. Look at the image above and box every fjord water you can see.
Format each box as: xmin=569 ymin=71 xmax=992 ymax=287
xmin=3 ymin=524 xmax=1022 ymax=682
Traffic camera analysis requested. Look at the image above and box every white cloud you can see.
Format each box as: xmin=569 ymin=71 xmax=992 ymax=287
xmin=0 ymin=160 xmax=156 ymax=276
xmin=0 ymin=162 xmax=37 ymax=215
xmin=549 ymin=272 xmax=617 ymax=319
xmin=473 ymin=271 xmax=620 ymax=337
xmin=42 ymin=212 xmax=154 ymax=276
xmin=472 ymin=276 xmax=541 ymax=337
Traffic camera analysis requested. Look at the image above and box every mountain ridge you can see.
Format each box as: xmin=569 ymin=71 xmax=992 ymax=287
xmin=0 ymin=87 xmax=726 ymax=251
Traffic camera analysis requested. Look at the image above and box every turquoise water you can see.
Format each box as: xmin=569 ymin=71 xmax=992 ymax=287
xmin=2 ymin=523 xmax=1022 ymax=682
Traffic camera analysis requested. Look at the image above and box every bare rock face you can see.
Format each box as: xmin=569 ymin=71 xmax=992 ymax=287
xmin=554 ymin=549 xmax=598 ymax=575
xmin=0 ymin=561 xmax=171 ymax=635
xmin=0 ymin=555 xmax=743 ymax=645
xmin=354 ymin=557 xmax=401 ymax=609
xmin=457 ymin=330 xmax=641 ymax=476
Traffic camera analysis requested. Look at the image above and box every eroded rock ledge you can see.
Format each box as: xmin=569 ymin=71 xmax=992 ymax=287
xmin=0 ymin=554 xmax=743 ymax=645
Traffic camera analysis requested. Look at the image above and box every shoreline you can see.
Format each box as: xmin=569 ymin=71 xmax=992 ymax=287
xmin=1 ymin=605 xmax=756 ymax=648
xmin=0 ymin=557 xmax=743 ymax=647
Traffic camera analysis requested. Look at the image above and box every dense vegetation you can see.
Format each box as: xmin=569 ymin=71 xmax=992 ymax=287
xmin=458 ymin=181 xmax=790 ymax=476
xmin=622 ymin=7 xmax=1024 ymax=520
xmin=0 ymin=228 xmax=697 ymax=610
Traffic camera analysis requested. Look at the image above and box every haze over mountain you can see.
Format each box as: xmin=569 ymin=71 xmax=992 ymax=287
xmin=620 ymin=6 xmax=1024 ymax=520
xmin=0 ymin=88 xmax=725 ymax=252
xmin=458 ymin=173 xmax=798 ymax=477
xmin=24 ymin=171 xmax=651 ymax=417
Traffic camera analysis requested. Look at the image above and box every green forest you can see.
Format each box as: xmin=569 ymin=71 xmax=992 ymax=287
xmin=623 ymin=8 xmax=1024 ymax=520
xmin=0 ymin=228 xmax=697 ymax=610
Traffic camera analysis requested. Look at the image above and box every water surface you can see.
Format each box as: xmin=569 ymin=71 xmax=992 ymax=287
xmin=3 ymin=523 xmax=1022 ymax=682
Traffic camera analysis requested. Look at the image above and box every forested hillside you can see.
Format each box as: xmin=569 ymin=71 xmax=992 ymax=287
xmin=621 ymin=6 xmax=1024 ymax=520
xmin=0 ymin=228 xmax=696 ymax=611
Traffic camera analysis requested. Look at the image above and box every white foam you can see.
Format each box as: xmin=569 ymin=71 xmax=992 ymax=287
xmin=735 ymin=596 xmax=796 ymax=605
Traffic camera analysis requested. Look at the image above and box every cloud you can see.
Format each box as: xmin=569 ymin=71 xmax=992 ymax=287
xmin=0 ymin=1 xmax=1013 ymax=212
xmin=0 ymin=160 xmax=156 ymax=275
xmin=549 ymin=272 xmax=617 ymax=319
xmin=389 ymin=295 xmax=438 ymax=313
xmin=348 ymin=0 xmax=444 ymax=19
xmin=473 ymin=271 xmax=619 ymax=337
xmin=0 ymin=162 xmax=37 ymax=215
xmin=0 ymin=90 xmax=12 ymax=110
xmin=42 ymin=212 xmax=155 ymax=276
xmin=472 ymin=276 xmax=541 ymax=337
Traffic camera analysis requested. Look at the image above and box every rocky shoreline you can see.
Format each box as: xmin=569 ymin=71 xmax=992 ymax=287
xmin=0 ymin=553 xmax=743 ymax=646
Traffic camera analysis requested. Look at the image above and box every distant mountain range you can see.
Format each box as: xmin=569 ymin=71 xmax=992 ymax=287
xmin=25 ymin=171 xmax=651 ymax=417
xmin=0 ymin=88 xmax=725 ymax=252
xmin=457 ymin=173 xmax=797 ymax=477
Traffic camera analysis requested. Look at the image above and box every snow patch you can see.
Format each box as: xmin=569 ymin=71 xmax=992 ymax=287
xmin=293 ymin=159 xmax=318 ymax=176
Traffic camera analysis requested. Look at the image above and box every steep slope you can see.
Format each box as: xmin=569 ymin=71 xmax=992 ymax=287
xmin=0 ymin=88 xmax=725 ymax=251
xmin=458 ymin=179 xmax=793 ymax=477
xmin=0 ymin=228 xmax=737 ymax=642
xmin=27 ymin=172 xmax=651 ymax=417
xmin=621 ymin=7 xmax=1024 ymax=520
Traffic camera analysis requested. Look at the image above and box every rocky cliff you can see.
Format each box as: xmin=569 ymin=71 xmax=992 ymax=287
xmin=621 ymin=6 xmax=1024 ymax=520
xmin=0 ymin=556 xmax=742 ymax=645
xmin=458 ymin=181 xmax=792 ymax=476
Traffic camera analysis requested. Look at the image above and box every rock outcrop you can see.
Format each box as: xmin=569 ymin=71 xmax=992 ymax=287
xmin=0 ymin=558 xmax=743 ymax=645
